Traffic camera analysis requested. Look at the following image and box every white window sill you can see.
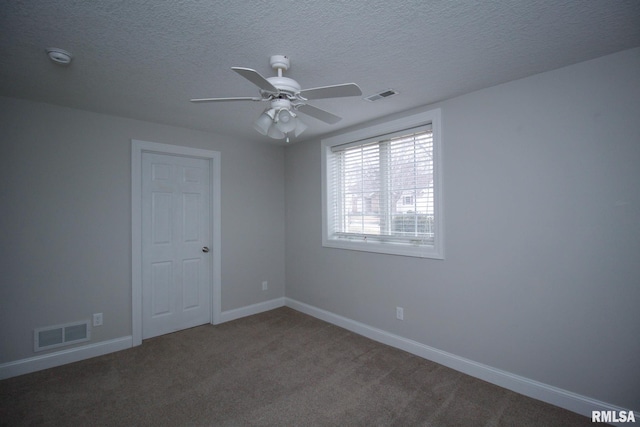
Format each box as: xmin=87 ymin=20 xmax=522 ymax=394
xmin=323 ymin=237 xmax=444 ymax=259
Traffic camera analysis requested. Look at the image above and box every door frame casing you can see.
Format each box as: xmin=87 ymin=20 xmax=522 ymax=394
xmin=131 ymin=139 xmax=221 ymax=346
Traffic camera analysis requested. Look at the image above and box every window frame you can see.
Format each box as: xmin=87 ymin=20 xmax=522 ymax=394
xmin=321 ymin=109 xmax=444 ymax=259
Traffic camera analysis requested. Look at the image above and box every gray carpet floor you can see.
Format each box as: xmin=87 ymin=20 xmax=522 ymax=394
xmin=1 ymin=307 xmax=592 ymax=426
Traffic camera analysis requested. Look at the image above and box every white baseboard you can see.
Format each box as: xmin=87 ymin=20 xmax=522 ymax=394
xmin=285 ymin=297 xmax=638 ymax=424
xmin=0 ymin=298 xmax=286 ymax=381
xmin=3 ymin=299 xmax=635 ymax=425
xmin=219 ymin=297 xmax=285 ymax=323
xmin=0 ymin=336 xmax=132 ymax=380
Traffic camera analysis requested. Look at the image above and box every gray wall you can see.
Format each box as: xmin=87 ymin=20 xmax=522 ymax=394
xmin=285 ymin=48 xmax=640 ymax=410
xmin=1 ymin=47 xmax=638 ymax=411
xmin=0 ymin=98 xmax=286 ymax=363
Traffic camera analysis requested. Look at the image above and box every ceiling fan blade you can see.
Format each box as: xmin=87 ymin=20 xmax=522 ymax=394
xmin=232 ymin=67 xmax=279 ymax=93
xmin=299 ymin=83 xmax=362 ymax=100
xmin=190 ymin=97 xmax=263 ymax=103
xmin=297 ymin=103 xmax=342 ymax=124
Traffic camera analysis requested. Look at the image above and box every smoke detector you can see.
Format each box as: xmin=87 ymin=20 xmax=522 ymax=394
xmin=46 ymin=48 xmax=73 ymax=65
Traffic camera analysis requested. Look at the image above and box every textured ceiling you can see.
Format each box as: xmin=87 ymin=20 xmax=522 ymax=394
xmin=1 ymin=0 xmax=639 ymax=144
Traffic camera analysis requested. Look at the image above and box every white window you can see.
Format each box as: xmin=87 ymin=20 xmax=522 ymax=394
xmin=322 ymin=109 xmax=443 ymax=259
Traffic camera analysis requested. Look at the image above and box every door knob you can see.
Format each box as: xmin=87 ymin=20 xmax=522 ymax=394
xmin=202 ymin=246 xmax=210 ymax=253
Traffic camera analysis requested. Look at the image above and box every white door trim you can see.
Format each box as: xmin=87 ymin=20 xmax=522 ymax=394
xmin=131 ymin=139 xmax=221 ymax=347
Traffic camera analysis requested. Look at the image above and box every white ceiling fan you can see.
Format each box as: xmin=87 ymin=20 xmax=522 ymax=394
xmin=191 ymin=55 xmax=362 ymax=142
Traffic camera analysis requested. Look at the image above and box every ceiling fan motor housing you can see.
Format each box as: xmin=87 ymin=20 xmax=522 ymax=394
xmin=266 ymin=76 xmax=301 ymax=95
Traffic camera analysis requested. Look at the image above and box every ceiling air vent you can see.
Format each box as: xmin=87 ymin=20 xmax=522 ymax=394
xmin=364 ymin=89 xmax=399 ymax=102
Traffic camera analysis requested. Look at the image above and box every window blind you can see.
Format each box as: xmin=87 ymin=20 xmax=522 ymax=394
xmin=328 ymin=126 xmax=435 ymax=246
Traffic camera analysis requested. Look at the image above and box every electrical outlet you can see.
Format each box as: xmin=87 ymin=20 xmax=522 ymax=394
xmin=262 ymin=281 xmax=268 ymax=291
xmin=93 ymin=313 xmax=103 ymax=327
xmin=396 ymin=307 xmax=404 ymax=321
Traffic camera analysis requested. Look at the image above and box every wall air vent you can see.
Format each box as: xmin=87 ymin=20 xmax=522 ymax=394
xmin=34 ymin=320 xmax=90 ymax=352
xmin=364 ymin=89 xmax=399 ymax=102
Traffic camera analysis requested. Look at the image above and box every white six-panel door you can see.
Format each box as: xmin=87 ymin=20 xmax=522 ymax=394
xmin=141 ymin=152 xmax=211 ymax=339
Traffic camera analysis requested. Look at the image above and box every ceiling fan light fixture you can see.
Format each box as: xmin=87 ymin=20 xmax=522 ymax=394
xmin=294 ymin=118 xmax=308 ymax=137
xmin=256 ymin=105 xmax=307 ymax=140
xmin=267 ymin=124 xmax=285 ymax=139
xmin=275 ymin=109 xmax=297 ymax=133
xmin=253 ymin=109 xmax=275 ymax=135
